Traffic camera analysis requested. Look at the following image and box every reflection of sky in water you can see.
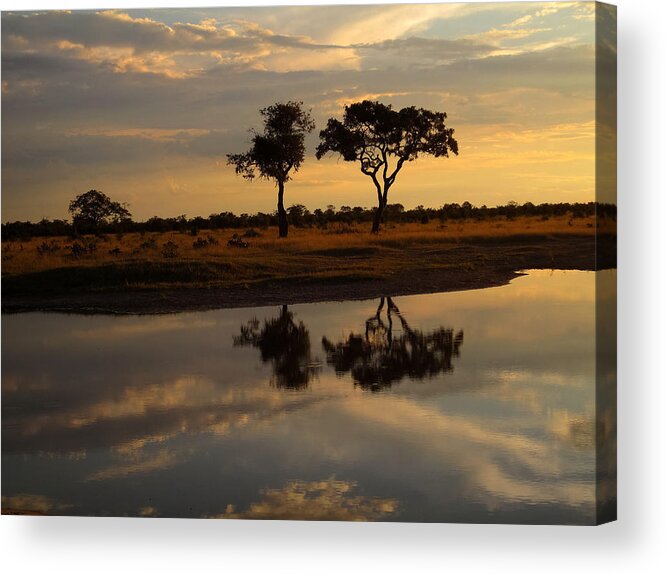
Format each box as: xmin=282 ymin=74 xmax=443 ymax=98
xmin=1 ymin=270 xmax=602 ymax=523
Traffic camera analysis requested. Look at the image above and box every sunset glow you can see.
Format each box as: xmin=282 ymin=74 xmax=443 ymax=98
xmin=2 ymin=2 xmax=600 ymax=221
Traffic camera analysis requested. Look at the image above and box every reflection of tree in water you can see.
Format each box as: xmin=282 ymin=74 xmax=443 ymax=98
xmin=234 ymin=305 xmax=320 ymax=390
xmin=322 ymin=297 xmax=464 ymax=392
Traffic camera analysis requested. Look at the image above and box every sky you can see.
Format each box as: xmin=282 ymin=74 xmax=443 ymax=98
xmin=1 ymin=1 xmax=603 ymax=222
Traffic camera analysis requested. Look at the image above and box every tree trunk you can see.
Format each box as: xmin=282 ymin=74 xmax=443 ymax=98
xmin=277 ymin=180 xmax=288 ymax=238
xmin=372 ymin=198 xmax=387 ymax=233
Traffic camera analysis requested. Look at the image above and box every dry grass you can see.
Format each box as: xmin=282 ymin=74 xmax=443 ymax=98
xmin=1 ymin=215 xmax=615 ymax=293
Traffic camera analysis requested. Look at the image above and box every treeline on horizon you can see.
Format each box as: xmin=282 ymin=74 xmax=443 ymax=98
xmin=2 ymin=201 xmax=616 ymax=241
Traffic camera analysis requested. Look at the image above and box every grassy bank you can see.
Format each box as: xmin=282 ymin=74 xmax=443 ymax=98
xmin=1 ymin=215 xmax=616 ymax=313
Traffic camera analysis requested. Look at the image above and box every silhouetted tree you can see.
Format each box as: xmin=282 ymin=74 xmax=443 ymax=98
xmin=68 ymin=190 xmax=131 ymax=231
xmin=316 ymin=100 xmax=458 ymax=233
xmin=234 ymin=305 xmax=320 ymax=389
xmin=322 ymin=297 xmax=463 ymax=391
xmin=228 ymin=102 xmax=315 ymax=238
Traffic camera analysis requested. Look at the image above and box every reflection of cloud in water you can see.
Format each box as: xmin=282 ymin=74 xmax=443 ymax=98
xmin=69 ymin=315 xmax=217 ymax=341
xmin=342 ymin=398 xmax=594 ymax=508
xmin=548 ymin=410 xmax=594 ymax=449
xmin=87 ymin=448 xmax=179 ymax=481
xmin=3 ymin=373 xmax=329 ymax=465
xmin=1 ymin=493 xmax=70 ymax=515
xmin=474 ymin=368 xmax=593 ymax=415
xmin=217 ymin=478 xmax=398 ymax=521
xmin=1 ymin=270 xmax=604 ymax=522
xmin=139 ymin=506 xmax=157 ymax=517
xmin=404 ymin=270 xmax=595 ymax=319
xmin=395 ymin=270 xmax=595 ymax=346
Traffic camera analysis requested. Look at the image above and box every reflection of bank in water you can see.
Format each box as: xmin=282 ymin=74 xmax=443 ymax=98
xmin=322 ymin=297 xmax=464 ymax=392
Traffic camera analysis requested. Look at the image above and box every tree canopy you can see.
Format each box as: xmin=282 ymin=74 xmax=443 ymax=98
xmin=68 ymin=190 xmax=131 ymax=229
xmin=227 ymin=101 xmax=315 ymax=237
xmin=316 ymin=100 xmax=458 ymax=232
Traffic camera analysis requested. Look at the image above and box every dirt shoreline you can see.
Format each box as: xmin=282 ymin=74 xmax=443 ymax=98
xmin=2 ymin=235 xmax=616 ymax=315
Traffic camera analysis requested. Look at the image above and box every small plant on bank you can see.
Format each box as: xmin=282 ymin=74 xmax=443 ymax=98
xmin=69 ymin=242 xmax=86 ymax=258
xmin=193 ymin=235 xmax=219 ymax=249
xmin=162 ymin=240 xmax=179 ymax=258
xmin=67 ymin=240 xmax=97 ymax=259
xmin=36 ymin=240 xmax=61 ymax=255
xmin=139 ymin=237 xmax=158 ymax=250
xmin=192 ymin=237 xmax=209 ymax=249
xmin=228 ymin=234 xmax=249 ymax=248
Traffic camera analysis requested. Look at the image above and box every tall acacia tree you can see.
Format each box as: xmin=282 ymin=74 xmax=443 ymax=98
xmin=316 ymin=100 xmax=458 ymax=233
xmin=227 ymin=101 xmax=315 ymax=238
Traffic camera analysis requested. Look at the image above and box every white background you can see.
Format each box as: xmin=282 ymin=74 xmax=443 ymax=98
xmin=1 ymin=1 xmax=664 ymax=573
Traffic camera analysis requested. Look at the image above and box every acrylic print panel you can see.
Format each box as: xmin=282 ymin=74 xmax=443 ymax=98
xmin=1 ymin=2 xmax=616 ymax=525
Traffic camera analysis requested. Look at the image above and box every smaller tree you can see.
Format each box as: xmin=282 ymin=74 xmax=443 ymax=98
xmin=227 ymin=101 xmax=315 ymax=238
xmin=68 ymin=190 xmax=131 ymax=230
xmin=316 ymin=100 xmax=458 ymax=233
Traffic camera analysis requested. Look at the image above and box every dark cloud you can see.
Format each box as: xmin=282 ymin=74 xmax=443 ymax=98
xmin=1 ymin=10 xmax=339 ymax=56
xmin=2 ymin=40 xmax=593 ymax=178
xmin=356 ymin=36 xmax=497 ymax=63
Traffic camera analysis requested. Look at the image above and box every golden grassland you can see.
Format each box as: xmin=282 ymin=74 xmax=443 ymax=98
xmin=2 ymin=215 xmax=609 ymax=274
xmin=1 ymin=214 xmax=616 ymax=307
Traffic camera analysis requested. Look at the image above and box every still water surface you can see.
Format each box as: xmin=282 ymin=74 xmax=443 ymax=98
xmin=2 ymin=270 xmax=600 ymax=523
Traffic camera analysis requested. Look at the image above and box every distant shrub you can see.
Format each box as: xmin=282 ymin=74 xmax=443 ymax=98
xmin=162 ymin=241 xmax=179 ymax=258
xmin=66 ymin=240 xmax=97 ymax=258
xmin=228 ymin=234 xmax=249 ymax=248
xmin=69 ymin=242 xmax=86 ymax=258
xmin=192 ymin=237 xmax=209 ymax=249
xmin=36 ymin=240 xmax=61 ymax=255
xmin=243 ymin=228 xmax=261 ymax=238
xmin=193 ymin=235 xmax=219 ymax=249
xmin=139 ymin=237 xmax=158 ymax=250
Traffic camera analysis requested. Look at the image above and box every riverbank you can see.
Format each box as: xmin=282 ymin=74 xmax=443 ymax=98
xmin=2 ymin=217 xmax=616 ymax=314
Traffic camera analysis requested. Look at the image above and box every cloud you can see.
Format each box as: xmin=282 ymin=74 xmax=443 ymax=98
xmin=469 ymin=26 xmax=552 ymax=45
xmin=2 ymin=10 xmax=354 ymax=77
xmin=355 ymin=36 xmax=497 ymax=69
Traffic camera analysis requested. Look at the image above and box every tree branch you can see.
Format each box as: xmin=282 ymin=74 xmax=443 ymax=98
xmin=386 ymin=156 xmax=406 ymax=189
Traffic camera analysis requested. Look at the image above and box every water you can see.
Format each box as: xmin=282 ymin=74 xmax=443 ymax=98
xmin=1 ymin=270 xmax=604 ymax=523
